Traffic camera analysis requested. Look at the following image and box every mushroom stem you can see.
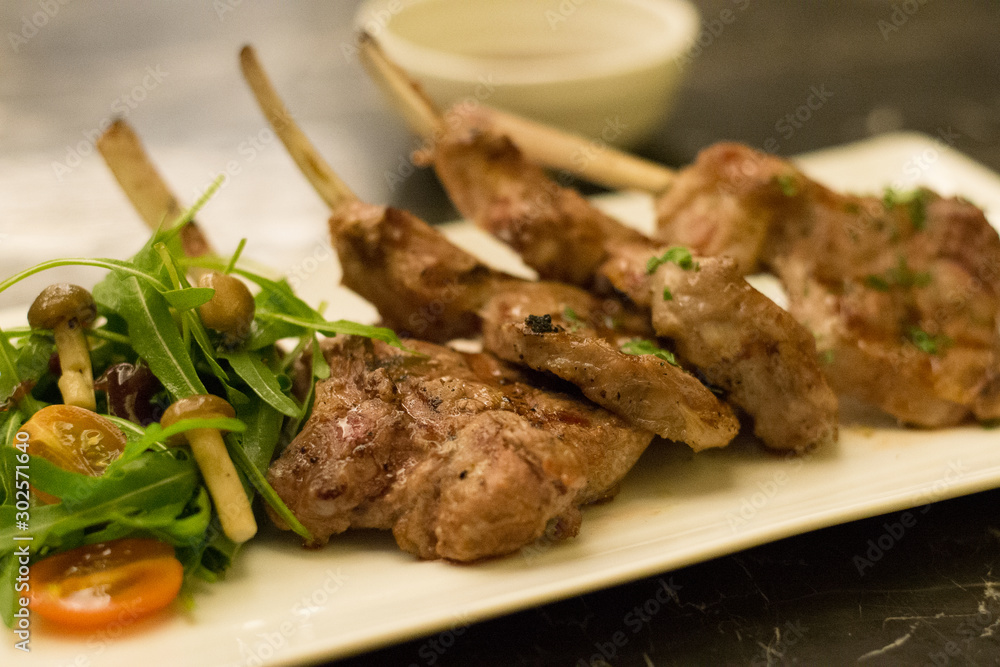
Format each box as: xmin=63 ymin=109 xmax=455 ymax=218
xmin=186 ymin=428 xmax=257 ymax=543
xmin=54 ymin=322 xmax=96 ymax=410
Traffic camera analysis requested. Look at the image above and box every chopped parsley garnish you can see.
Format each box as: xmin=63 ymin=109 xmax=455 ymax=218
xmin=525 ymin=313 xmax=560 ymax=334
xmin=882 ymin=187 xmax=931 ymax=231
xmin=863 ymin=275 xmax=891 ymax=292
xmin=662 ymin=287 xmax=673 ymax=301
xmin=647 ymin=247 xmax=697 ymax=274
xmin=620 ymin=339 xmax=679 ymax=366
xmin=820 ymin=349 xmax=835 ymax=365
xmin=775 ymin=173 xmax=800 ymax=197
xmin=982 ymin=418 xmax=1000 ymax=430
xmin=906 ymin=326 xmax=951 ymax=355
xmin=863 ymin=256 xmax=931 ymax=292
xmin=562 ymin=306 xmax=584 ymax=332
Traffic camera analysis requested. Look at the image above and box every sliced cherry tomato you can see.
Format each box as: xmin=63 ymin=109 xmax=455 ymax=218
xmin=28 ymin=538 xmax=184 ymax=631
xmin=17 ymin=404 xmax=126 ymax=503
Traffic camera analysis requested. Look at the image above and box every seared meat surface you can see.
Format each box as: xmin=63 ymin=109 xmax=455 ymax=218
xmin=653 ymin=143 xmax=796 ymax=274
xmin=427 ymin=125 xmax=837 ymax=450
xmin=330 ymin=201 xmax=739 ymax=449
xmin=656 ymin=142 xmax=1000 ymax=425
xmin=267 ymin=337 xmax=653 ymax=561
xmin=420 ymin=129 xmax=646 ymax=287
xmin=330 ymin=200 xmax=517 ymax=342
xmin=481 ymin=283 xmax=739 ymax=450
xmin=651 ymin=257 xmax=838 ymax=450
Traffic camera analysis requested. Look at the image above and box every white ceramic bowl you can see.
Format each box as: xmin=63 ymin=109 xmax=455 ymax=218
xmin=355 ymin=0 xmax=700 ymax=148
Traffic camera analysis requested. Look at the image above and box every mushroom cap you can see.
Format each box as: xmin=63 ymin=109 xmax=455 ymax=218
xmin=197 ymin=272 xmax=255 ymax=343
xmin=27 ymin=284 xmax=97 ymax=330
xmin=160 ymin=394 xmax=237 ymax=444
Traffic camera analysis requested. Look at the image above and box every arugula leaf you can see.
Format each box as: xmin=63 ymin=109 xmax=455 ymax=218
xmin=256 ymin=313 xmax=406 ymax=349
xmin=311 ymin=336 xmax=331 ymax=381
xmin=237 ymin=400 xmax=285 ymax=474
xmin=225 ymin=433 xmax=311 ymax=541
xmin=0 ymin=329 xmax=23 ymax=406
xmin=162 ymin=287 xmax=215 ymax=310
xmin=0 ymin=448 xmax=202 ymax=553
xmin=0 ymin=412 xmax=23 ymax=507
xmin=221 ymin=350 xmax=301 ymax=418
xmin=112 ymin=275 xmax=206 ymax=399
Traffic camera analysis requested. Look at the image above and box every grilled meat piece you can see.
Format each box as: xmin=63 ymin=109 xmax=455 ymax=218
xmin=650 ymin=257 xmax=838 ymax=450
xmin=426 ymin=125 xmax=837 ymax=450
xmin=656 ymin=142 xmax=1000 ymax=425
xmin=267 ymin=336 xmax=653 ymax=561
xmin=330 ymin=200 xmax=519 ymax=342
xmin=330 ymin=201 xmax=740 ymax=449
xmin=420 ymin=129 xmax=647 ymax=287
xmin=653 ymin=142 xmax=797 ymax=274
xmin=481 ymin=283 xmax=739 ymax=450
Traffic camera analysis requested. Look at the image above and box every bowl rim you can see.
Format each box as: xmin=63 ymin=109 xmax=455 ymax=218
xmin=354 ymin=0 xmax=701 ymax=86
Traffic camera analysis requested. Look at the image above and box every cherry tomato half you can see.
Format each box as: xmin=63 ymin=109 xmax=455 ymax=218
xmin=28 ymin=538 xmax=184 ymax=631
xmin=17 ymin=404 xmax=126 ymax=503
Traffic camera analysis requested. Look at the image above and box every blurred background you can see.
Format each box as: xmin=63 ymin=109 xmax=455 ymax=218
xmin=2 ymin=1 xmax=1000 ymax=665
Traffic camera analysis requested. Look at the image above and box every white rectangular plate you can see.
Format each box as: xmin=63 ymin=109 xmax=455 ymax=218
xmin=2 ymin=132 xmax=1000 ymax=666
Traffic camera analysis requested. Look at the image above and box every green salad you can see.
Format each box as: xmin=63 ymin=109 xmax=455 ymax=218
xmin=0 ymin=190 xmax=402 ymax=631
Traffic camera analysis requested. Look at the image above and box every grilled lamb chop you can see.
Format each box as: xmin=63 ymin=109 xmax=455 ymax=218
xmin=426 ymin=126 xmax=837 ymax=450
xmin=655 ymin=142 xmax=1000 ymax=425
xmin=267 ymin=336 xmax=653 ymax=561
xmin=330 ymin=200 xmax=740 ymax=449
xmin=480 ymin=283 xmax=739 ymax=451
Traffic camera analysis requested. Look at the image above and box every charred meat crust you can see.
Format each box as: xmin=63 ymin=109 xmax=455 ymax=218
xmin=267 ymin=336 xmax=653 ymax=561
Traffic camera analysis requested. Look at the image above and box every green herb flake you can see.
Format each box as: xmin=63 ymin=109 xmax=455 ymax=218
xmin=908 ymin=192 xmax=928 ymax=230
xmin=864 ymin=256 xmax=932 ymax=292
xmin=775 ymin=173 xmax=799 ymax=197
xmin=620 ymin=339 xmax=679 ymax=366
xmin=561 ymin=307 xmax=585 ymax=332
xmin=881 ymin=187 xmax=931 ymax=231
xmin=863 ymin=275 xmax=891 ymax=292
xmin=982 ymin=418 xmax=1000 ymax=430
xmin=662 ymin=287 xmax=673 ymax=301
xmin=906 ymin=327 xmax=952 ymax=355
xmin=647 ymin=247 xmax=697 ymax=274
xmin=819 ymin=349 xmax=835 ymax=365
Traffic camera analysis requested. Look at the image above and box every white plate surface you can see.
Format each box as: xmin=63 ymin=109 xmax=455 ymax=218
xmin=2 ymin=132 xmax=1000 ymax=666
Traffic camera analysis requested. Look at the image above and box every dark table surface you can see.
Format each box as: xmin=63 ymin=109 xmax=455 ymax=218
xmin=3 ymin=1 xmax=1000 ymax=665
